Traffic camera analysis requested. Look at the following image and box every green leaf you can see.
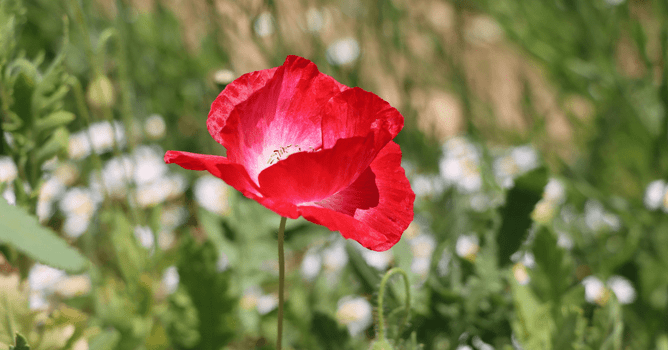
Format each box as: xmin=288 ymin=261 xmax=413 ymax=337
xmin=10 ymin=68 xmax=36 ymax=128
xmin=0 ymin=198 xmax=88 ymax=273
xmin=177 ymin=237 xmax=236 ymax=349
xmin=345 ymin=243 xmax=381 ymax=295
xmin=34 ymin=127 xmax=69 ymax=164
xmin=497 ymin=167 xmax=548 ymax=267
xmin=87 ymin=328 xmax=121 ymax=350
xmin=109 ymin=211 xmax=144 ymax=284
xmin=510 ymin=281 xmax=554 ymax=350
xmin=531 ymin=227 xmax=573 ymax=303
xmin=311 ymin=311 xmax=350 ymax=350
xmin=552 ymin=306 xmax=586 ymax=350
xmin=197 ymin=208 xmax=238 ymax=267
xmin=9 ymin=333 xmax=29 ymax=350
xmin=34 ymin=111 xmax=75 ymax=133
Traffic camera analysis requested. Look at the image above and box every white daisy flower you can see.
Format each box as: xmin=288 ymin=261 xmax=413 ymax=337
xmin=144 ymin=114 xmax=166 ymax=140
xmin=336 ymin=296 xmax=373 ymax=336
xmin=88 ymin=121 xmax=125 ymax=155
xmin=257 ymin=294 xmax=279 ymax=315
xmin=162 ymin=266 xmax=180 ymax=295
xmin=455 ymin=234 xmax=479 ymax=262
xmin=254 ymin=12 xmax=275 ymax=37
xmin=644 ymin=180 xmax=666 ymax=210
xmin=301 ymin=250 xmax=322 ymax=281
xmin=134 ymin=226 xmax=155 ymax=250
xmin=326 ymin=37 xmax=361 ymax=66
xmin=582 ymin=276 xmax=609 ymax=305
xmin=0 ymin=156 xmax=18 ymax=183
xmin=68 ymin=131 xmax=92 ymax=160
xmin=607 ymin=275 xmax=636 ymax=304
xmin=194 ymin=175 xmax=231 ymax=215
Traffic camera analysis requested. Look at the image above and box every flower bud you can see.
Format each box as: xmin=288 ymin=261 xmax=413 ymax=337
xmin=369 ymin=339 xmax=394 ymax=350
xmin=87 ymin=75 xmax=115 ymax=108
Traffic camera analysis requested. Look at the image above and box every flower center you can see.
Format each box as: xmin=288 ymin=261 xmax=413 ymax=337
xmin=266 ymin=144 xmax=313 ymax=165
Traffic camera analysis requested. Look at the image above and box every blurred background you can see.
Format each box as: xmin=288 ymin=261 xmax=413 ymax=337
xmin=1 ymin=0 xmax=668 ymax=349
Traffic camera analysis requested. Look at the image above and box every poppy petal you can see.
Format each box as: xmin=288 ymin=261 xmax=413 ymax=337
xmin=164 ymin=150 xmax=262 ymax=200
xmin=257 ymin=135 xmax=378 ymax=205
xmin=207 ymin=67 xmax=279 ymax=145
xmin=321 ymin=87 xmax=404 ymax=153
xmin=217 ymin=56 xmax=346 ymax=182
xmin=298 ymin=142 xmax=415 ymax=251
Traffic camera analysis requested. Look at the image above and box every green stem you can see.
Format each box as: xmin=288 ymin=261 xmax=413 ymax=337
xmin=277 ymin=216 xmax=287 ymax=350
xmin=377 ymin=267 xmax=411 ymax=340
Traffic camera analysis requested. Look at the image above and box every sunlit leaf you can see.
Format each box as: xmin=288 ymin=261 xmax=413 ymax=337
xmin=0 ymin=199 xmax=88 ymax=273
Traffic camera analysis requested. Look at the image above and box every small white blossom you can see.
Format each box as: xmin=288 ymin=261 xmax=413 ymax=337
xmin=132 ymin=145 xmax=167 ymax=185
xmin=582 ymin=276 xmax=609 ymax=305
xmin=52 ymin=274 xmax=91 ymax=298
xmin=336 ymin=296 xmax=372 ymax=336
xmin=305 ymin=7 xmax=326 ymax=33
xmin=88 ymin=121 xmax=126 ymax=155
xmin=194 ymin=175 xmax=231 ymax=215
xmin=257 ymin=294 xmax=279 ymax=315
xmin=301 ymin=250 xmax=322 ymax=281
xmin=410 ymin=234 xmax=436 ymax=259
xmin=411 ymin=257 xmax=431 ymax=278
xmin=29 ymin=263 xmax=67 ymax=293
xmin=2 ymin=186 xmax=16 ymax=205
xmin=326 ymin=37 xmax=361 ymax=66
xmin=254 ymin=12 xmax=275 ymax=37
xmin=472 ymin=336 xmax=495 ymax=350
xmin=543 ymin=178 xmax=566 ymax=204
xmin=511 ymin=145 xmax=539 ymax=173
xmin=134 ymin=226 xmax=155 ymax=250
xmin=437 ymin=249 xmax=452 ymax=277
xmin=439 ymin=137 xmax=482 ymax=193
xmin=322 ymin=240 xmax=348 ymax=273
xmin=0 ymin=156 xmax=18 ymax=183
xmin=161 ymin=204 xmax=188 ymax=231
xmin=584 ymin=200 xmax=621 ymax=233
xmin=361 ymin=249 xmax=393 ymax=271
xmin=37 ymin=177 xmax=65 ymax=222
xmin=68 ymin=131 xmax=92 ymax=160
xmin=216 ymin=251 xmax=229 ymax=272
xmin=162 ymin=266 xmax=179 ymax=295
xmin=607 ymin=275 xmax=636 ymax=304
xmin=455 ymin=234 xmax=479 ymax=261
xmin=513 ymin=263 xmax=530 ymax=285
xmin=213 ymin=69 xmax=236 ymax=85
xmin=59 ymin=187 xmax=99 ymax=238
xmin=144 ymin=114 xmax=166 ymax=140
xmin=28 ymin=263 xmax=66 ymax=310
xmin=556 ymin=230 xmax=574 ymax=250
xmin=644 ymin=180 xmax=666 ymax=210
xmin=412 ymin=174 xmax=445 ymax=199
xmin=101 ymin=156 xmax=134 ymax=199
xmin=240 ymin=286 xmax=261 ymax=310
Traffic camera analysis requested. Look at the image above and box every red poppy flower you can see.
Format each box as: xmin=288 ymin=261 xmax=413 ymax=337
xmin=165 ymin=56 xmax=414 ymax=251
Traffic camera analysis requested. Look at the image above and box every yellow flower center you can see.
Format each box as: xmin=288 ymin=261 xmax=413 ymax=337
xmin=266 ymin=144 xmax=313 ymax=165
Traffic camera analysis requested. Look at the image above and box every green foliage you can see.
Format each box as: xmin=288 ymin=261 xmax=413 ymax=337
xmin=8 ymin=334 xmax=29 ymax=350
xmin=497 ymin=167 xmax=548 ymax=267
xmin=531 ymin=227 xmax=574 ymax=304
xmin=176 ymin=237 xmax=236 ymax=349
xmin=311 ymin=311 xmax=350 ymax=350
xmin=0 ymin=197 xmax=88 ymax=273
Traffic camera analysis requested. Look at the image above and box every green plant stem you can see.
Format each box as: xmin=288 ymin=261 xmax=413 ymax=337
xmin=377 ymin=267 xmax=411 ymax=341
xmin=277 ymin=216 xmax=287 ymax=350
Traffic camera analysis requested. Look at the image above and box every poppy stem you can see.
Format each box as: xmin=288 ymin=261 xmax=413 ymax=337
xmin=277 ymin=216 xmax=287 ymax=350
xmin=377 ymin=267 xmax=411 ymax=341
